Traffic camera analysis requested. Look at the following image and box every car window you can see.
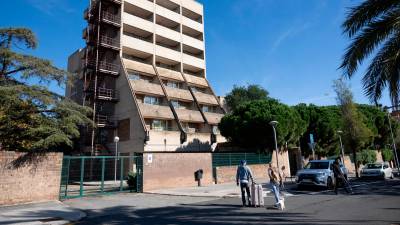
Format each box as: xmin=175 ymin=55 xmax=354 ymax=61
xmin=305 ymin=162 xmax=329 ymax=169
xmin=365 ymin=164 xmax=382 ymax=169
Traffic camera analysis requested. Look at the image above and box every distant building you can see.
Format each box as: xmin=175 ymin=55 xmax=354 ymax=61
xmin=66 ymin=0 xmax=226 ymax=155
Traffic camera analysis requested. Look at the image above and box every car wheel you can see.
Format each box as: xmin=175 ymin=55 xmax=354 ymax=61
xmin=327 ymin=177 xmax=333 ymax=190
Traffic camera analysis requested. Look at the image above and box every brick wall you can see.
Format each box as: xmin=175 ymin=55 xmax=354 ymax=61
xmin=142 ymin=152 xmax=213 ymax=191
xmin=214 ymin=150 xmax=291 ymax=184
xmin=0 ymin=151 xmax=63 ymax=206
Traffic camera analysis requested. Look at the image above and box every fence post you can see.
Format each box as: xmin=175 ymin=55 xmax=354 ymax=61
xmin=80 ymin=158 xmax=85 ymax=197
xmin=120 ymin=157 xmax=124 ymax=191
xmin=101 ymin=157 xmax=105 ymax=193
xmin=64 ymin=157 xmax=71 ymax=198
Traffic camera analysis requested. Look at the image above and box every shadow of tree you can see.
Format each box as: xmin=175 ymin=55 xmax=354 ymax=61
xmin=176 ymin=138 xmax=212 ymax=152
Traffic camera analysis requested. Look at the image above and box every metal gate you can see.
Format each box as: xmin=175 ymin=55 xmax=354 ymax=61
xmin=59 ymin=154 xmax=143 ymax=200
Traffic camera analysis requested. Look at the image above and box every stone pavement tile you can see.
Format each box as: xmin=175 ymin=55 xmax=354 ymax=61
xmin=0 ymin=201 xmax=86 ymax=225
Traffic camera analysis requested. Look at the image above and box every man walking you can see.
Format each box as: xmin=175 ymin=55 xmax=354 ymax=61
xmin=236 ymin=160 xmax=254 ymax=207
xmin=268 ymin=164 xmax=281 ymax=208
xmin=333 ymin=157 xmax=352 ymax=194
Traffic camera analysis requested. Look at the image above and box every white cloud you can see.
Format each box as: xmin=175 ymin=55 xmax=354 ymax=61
xmin=268 ymin=22 xmax=312 ymax=54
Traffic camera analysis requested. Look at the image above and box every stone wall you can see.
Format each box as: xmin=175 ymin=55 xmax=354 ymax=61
xmin=142 ymin=152 xmax=213 ymax=191
xmin=0 ymin=151 xmax=63 ymax=206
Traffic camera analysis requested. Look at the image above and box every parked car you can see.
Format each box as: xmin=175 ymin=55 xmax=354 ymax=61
xmin=295 ymin=160 xmax=349 ymax=189
xmin=360 ymin=162 xmax=393 ymax=179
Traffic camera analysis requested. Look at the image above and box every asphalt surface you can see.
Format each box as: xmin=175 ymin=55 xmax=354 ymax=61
xmin=69 ymin=179 xmax=400 ymax=225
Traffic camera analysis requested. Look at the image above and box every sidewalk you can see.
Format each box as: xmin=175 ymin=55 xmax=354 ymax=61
xmin=146 ymin=180 xmax=297 ymax=198
xmin=0 ymin=201 xmax=85 ymax=225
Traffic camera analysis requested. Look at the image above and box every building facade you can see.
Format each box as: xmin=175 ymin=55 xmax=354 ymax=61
xmin=66 ymin=0 xmax=226 ymax=155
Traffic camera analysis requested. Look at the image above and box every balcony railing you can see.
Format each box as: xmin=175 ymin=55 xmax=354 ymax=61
xmin=96 ymin=114 xmax=117 ymax=128
xmin=99 ymin=35 xmax=120 ymax=48
xmin=85 ymin=60 xmax=120 ymax=74
xmin=183 ymin=50 xmax=203 ymax=59
xmin=102 ymin=11 xmax=121 ymax=25
xmin=97 ymin=87 xmax=119 ymax=100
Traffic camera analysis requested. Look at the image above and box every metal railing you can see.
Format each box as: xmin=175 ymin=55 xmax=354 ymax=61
xmin=212 ymin=152 xmax=272 ymax=167
xmin=102 ymin=11 xmax=121 ymax=25
xmin=98 ymin=61 xmax=120 ymax=73
xmin=96 ymin=114 xmax=117 ymax=127
xmin=97 ymin=87 xmax=119 ymax=100
xmin=99 ymin=35 xmax=120 ymax=48
xmin=59 ymin=155 xmax=143 ymax=200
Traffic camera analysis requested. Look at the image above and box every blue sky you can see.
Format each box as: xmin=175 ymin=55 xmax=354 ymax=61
xmin=0 ymin=0 xmax=392 ymax=106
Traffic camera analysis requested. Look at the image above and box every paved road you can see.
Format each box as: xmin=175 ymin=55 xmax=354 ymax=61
xmin=68 ymin=179 xmax=400 ymax=225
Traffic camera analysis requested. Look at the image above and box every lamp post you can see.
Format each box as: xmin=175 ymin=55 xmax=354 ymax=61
xmin=386 ymin=111 xmax=400 ymax=171
xmin=114 ymin=136 xmax=120 ymax=183
xmin=337 ymin=130 xmax=345 ymax=162
xmin=269 ymin=121 xmax=279 ymax=170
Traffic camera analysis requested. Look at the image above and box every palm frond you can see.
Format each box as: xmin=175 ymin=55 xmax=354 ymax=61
xmin=342 ymin=0 xmax=400 ymax=37
xmin=362 ymin=32 xmax=400 ymax=104
xmin=340 ymin=8 xmax=400 ymax=77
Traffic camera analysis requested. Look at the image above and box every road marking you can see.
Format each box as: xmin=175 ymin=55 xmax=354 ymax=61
xmin=288 ymin=180 xmax=384 ymax=195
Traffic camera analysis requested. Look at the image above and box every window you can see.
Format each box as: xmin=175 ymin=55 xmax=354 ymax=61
xmin=128 ymin=71 xmax=140 ymax=80
xmin=152 ymin=120 xmax=169 ymax=131
xmin=165 ymin=81 xmax=179 ymax=89
xmin=202 ymin=105 xmax=209 ymax=112
xmin=144 ymin=96 xmax=159 ymax=105
xmin=171 ymin=100 xmax=180 ymax=108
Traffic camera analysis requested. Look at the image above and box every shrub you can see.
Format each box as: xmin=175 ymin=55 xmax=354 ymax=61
xmin=357 ymin=150 xmax=377 ymax=164
xmin=126 ymin=171 xmax=137 ymax=192
xmin=381 ymin=148 xmax=394 ymax=162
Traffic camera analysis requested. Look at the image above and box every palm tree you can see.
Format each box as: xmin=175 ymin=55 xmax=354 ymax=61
xmin=340 ymin=0 xmax=400 ymax=106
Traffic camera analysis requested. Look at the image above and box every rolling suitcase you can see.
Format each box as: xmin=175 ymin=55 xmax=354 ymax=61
xmin=251 ymin=182 xmax=264 ymax=207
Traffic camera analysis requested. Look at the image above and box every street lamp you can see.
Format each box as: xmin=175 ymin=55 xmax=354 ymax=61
xmin=114 ymin=136 xmax=120 ymax=183
xmin=337 ymin=130 xmax=345 ymax=162
xmin=269 ymin=121 xmax=279 ymax=170
xmin=385 ymin=110 xmax=400 ymax=171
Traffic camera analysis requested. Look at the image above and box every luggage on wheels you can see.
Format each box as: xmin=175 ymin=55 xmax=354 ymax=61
xmin=251 ymin=182 xmax=264 ymax=207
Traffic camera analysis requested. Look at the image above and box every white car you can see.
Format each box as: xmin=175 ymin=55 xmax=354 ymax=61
xmin=360 ymin=162 xmax=393 ymax=179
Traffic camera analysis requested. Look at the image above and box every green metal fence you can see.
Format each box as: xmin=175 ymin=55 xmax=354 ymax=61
xmin=212 ymin=152 xmax=272 ymax=167
xmin=59 ymin=154 xmax=143 ymax=200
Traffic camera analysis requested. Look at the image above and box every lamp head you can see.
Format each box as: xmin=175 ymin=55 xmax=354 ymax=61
xmin=114 ymin=136 xmax=120 ymax=143
xmin=269 ymin=121 xmax=278 ymax=127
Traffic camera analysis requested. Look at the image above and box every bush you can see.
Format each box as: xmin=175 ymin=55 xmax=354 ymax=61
xmin=357 ymin=150 xmax=377 ymax=164
xmin=126 ymin=171 xmax=137 ymax=192
xmin=381 ymin=148 xmax=394 ymax=162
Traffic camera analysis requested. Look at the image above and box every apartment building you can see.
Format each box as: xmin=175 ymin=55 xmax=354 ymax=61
xmin=66 ymin=0 xmax=226 ymax=155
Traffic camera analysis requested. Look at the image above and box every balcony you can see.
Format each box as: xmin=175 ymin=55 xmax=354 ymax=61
xmin=204 ymin=112 xmax=224 ymax=125
xmin=96 ymin=114 xmax=117 ymax=128
xmin=193 ymin=92 xmax=218 ymax=105
xmin=102 ymin=11 xmax=121 ymax=26
xmin=165 ymin=87 xmax=193 ymax=101
xmin=156 ymin=66 xmax=184 ymax=81
xmin=183 ymin=53 xmax=205 ymax=69
xmin=86 ymin=60 xmax=120 ymax=75
xmin=182 ymin=16 xmax=203 ymax=33
xmin=184 ymin=73 xmax=208 ymax=87
xmin=130 ymin=80 xmax=164 ymax=96
xmin=155 ymin=45 xmax=181 ymax=63
xmin=96 ymin=87 xmax=119 ymax=101
xmin=123 ymin=12 xmax=154 ymax=33
xmin=175 ymin=108 xmax=204 ymax=123
xmin=155 ymin=24 xmax=181 ymax=43
xmin=99 ymin=36 xmax=120 ymax=50
xmin=182 ymin=34 xmax=204 ymax=51
xmin=123 ymin=58 xmax=155 ymax=75
xmin=155 ymin=4 xmax=180 ymax=24
xmin=124 ymin=0 xmax=153 ymax=12
xmin=122 ymin=34 xmax=153 ymax=55
xmin=138 ymin=103 xmax=174 ymax=120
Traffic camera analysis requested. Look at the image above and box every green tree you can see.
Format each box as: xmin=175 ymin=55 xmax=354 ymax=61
xmin=0 ymin=27 xmax=92 ymax=152
xmin=381 ymin=148 xmax=394 ymax=162
xmin=333 ymin=79 xmax=373 ymax=177
xmin=340 ymin=0 xmax=400 ymax=105
xmin=219 ymin=99 xmax=306 ymax=151
xmin=294 ymin=104 xmax=342 ymax=157
xmin=357 ymin=149 xmax=377 ymax=164
xmin=225 ymin=84 xmax=269 ymax=111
